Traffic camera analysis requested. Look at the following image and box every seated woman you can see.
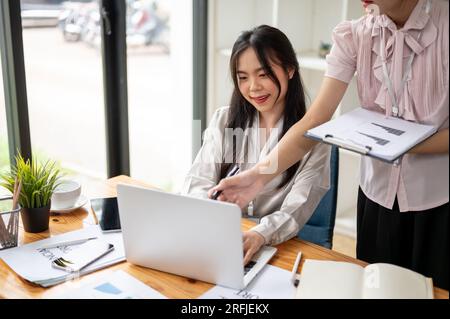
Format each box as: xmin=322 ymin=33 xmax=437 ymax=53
xmin=181 ymin=25 xmax=330 ymax=264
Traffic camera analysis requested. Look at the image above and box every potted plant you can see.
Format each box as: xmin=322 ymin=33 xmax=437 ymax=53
xmin=0 ymin=154 xmax=62 ymax=233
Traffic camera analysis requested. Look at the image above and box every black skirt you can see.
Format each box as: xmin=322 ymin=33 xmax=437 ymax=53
xmin=357 ymin=188 xmax=449 ymax=290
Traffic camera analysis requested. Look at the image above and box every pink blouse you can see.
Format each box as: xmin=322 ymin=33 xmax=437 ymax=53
xmin=325 ymin=0 xmax=448 ymax=212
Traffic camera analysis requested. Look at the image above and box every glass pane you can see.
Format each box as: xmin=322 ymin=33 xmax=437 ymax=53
xmin=127 ymin=0 xmax=192 ymax=191
xmin=21 ymin=0 xmax=107 ymax=193
xmin=0 ymin=59 xmax=11 ymax=197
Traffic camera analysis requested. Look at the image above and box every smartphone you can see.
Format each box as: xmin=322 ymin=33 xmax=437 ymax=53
xmin=51 ymin=240 xmax=114 ymax=273
xmin=90 ymin=197 xmax=121 ymax=232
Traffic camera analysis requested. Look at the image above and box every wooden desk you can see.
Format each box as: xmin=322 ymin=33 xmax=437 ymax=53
xmin=1 ymin=175 xmax=448 ymax=299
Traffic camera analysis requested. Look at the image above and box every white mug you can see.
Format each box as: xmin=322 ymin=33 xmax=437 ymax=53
xmin=51 ymin=180 xmax=81 ymax=209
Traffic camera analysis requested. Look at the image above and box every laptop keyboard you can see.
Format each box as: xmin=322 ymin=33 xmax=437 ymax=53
xmin=244 ymin=261 xmax=257 ymax=275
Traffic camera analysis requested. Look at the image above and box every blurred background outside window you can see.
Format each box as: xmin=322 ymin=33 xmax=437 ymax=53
xmin=0 ymin=67 xmax=9 ymax=197
xmin=0 ymin=0 xmax=192 ymax=194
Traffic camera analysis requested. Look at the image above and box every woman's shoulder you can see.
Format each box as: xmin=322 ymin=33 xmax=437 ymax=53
xmin=300 ymin=143 xmax=331 ymax=167
xmin=433 ymin=0 xmax=449 ymax=14
xmin=213 ymin=106 xmax=230 ymax=117
xmin=207 ymin=106 xmax=230 ymax=130
xmin=431 ymin=0 xmax=449 ymax=29
xmin=332 ymin=15 xmax=367 ymax=36
xmin=331 ymin=15 xmax=374 ymax=54
xmin=330 ymin=16 xmax=368 ymax=50
xmin=309 ymin=142 xmax=331 ymax=156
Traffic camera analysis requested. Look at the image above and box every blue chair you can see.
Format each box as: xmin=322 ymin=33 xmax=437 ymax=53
xmin=297 ymin=146 xmax=339 ymax=249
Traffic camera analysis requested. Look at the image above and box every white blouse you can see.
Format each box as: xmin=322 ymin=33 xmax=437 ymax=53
xmin=181 ymin=106 xmax=331 ymax=245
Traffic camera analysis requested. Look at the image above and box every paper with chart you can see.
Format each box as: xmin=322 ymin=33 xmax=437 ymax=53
xmin=50 ymin=270 xmax=167 ymax=299
xmin=0 ymin=225 xmax=126 ymax=287
xmin=199 ymin=264 xmax=296 ymax=299
xmin=305 ymin=107 xmax=437 ymax=162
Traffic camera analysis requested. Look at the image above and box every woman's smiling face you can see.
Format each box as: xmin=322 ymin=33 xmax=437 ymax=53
xmin=236 ymin=47 xmax=292 ymax=116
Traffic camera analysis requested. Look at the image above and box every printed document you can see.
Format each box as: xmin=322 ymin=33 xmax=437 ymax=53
xmin=199 ymin=264 xmax=296 ymax=299
xmin=305 ymin=107 xmax=437 ymax=162
xmin=0 ymin=225 xmax=125 ymax=287
xmin=49 ymin=270 xmax=167 ymax=299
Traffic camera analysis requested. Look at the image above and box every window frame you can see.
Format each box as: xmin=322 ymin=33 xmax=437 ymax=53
xmin=0 ymin=0 xmax=207 ymax=177
xmin=0 ymin=0 xmax=32 ymax=162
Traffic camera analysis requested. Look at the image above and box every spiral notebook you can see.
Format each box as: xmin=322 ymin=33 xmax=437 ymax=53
xmin=305 ymin=108 xmax=438 ymax=163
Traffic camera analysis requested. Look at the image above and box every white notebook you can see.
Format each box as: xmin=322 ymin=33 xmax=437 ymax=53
xmin=295 ymin=260 xmax=434 ymax=299
xmin=305 ymin=107 xmax=437 ymax=162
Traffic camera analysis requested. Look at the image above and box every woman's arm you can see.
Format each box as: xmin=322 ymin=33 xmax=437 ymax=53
xmin=254 ymin=144 xmax=331 ymax=241
xmin=409 ymin=128 xmax=449 ymax=154
xmin=257 ymin=77 xmax=348 ymax=181
xmin=209 ymin=77 xmax=348 ymax=208
xmin=242 ymin=144 xmax=331 ymax=264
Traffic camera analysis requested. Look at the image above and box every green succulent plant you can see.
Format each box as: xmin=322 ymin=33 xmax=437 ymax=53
xmin=0 ymin=154 xmax=62 ymax=209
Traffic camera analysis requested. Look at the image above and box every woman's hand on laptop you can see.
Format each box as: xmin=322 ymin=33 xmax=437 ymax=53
xmin=243 ymin=231 xmax=265 ymax=265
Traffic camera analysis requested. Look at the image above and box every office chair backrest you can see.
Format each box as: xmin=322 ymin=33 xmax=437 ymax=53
xmin=297 ymin=146 xmax=339 ymax=249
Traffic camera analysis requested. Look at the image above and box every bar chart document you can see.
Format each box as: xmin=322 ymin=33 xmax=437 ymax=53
xmin=305 ymin=107 xmax=438 ymax=162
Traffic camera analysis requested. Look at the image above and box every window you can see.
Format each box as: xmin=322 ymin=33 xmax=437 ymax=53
xmin=0 ymin=66 xmax=10 ymax=175
xmin=2 ymin=0 xmax=200 ymax=194
xmin=127 ymin=0 xmax=193 ymax=191
xmin=21 ymin=0 xmax=107 ymax=188
xmin=0 ymin=65 xmax=10 ymax=196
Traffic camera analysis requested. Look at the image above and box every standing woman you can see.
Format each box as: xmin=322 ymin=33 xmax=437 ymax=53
xmin=211 ymin=0 xmax=449 ymax=289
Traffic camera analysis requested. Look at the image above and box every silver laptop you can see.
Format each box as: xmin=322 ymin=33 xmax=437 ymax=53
xmin=116 ymin=184 xmax=277 ymax=290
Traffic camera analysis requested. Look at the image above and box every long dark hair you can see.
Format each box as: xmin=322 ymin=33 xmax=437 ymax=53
xmin=219 ymin=25 xmax=307 ymax=189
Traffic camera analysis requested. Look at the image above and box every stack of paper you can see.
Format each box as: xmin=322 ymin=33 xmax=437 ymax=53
xmin=0 ymin=226 xmax=125 ymax=287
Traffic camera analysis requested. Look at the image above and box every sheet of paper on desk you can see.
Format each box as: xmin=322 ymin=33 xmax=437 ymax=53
xmin=49 ymin=270 xmax=167 ymax=299
xmin=0 ymin=225 xmax=126 ymax=287
xmin=199 ymin=265 xmax=296 ymax=299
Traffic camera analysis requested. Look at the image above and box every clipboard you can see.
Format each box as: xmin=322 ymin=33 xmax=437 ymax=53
xmin=304 ymin=107 xmax=438 ymax=163
xmin=304 ymin=131 xmax=398 ymax=163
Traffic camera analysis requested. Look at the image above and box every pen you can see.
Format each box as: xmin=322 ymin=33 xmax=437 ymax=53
xmin=291 ymin=251 xmax=302 ymax=287
xmin=323 ymin=134 xmax=372 ymax=154
xmin=39 ymin=236 xmax=98 ymax=250
xmin=90 ymin=205 xmax=99 ymax=225
xmin=211 ymin=165 xmax=240 ymax=200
